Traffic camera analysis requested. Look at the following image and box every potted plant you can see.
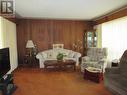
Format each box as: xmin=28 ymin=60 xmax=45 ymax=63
xmin=57 ymin=53 xmax=66 ymax=61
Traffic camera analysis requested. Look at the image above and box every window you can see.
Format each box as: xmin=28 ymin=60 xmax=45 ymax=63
xmin=102 ymin=16 xmax=127 ymax=62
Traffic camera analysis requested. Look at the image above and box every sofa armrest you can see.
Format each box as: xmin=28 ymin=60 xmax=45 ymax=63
xmin=36 ymin=53 xmax=41 ymax=59
xmin=73 ymin=52 xmax=81 ymax=58
xmin=36 ymin=52 xmax=47 ymax=60
xmin=105 ymin=67 xmax=120 ymax=74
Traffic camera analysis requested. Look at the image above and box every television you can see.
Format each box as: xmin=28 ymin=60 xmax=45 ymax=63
xmin=0 ymin=48 xmax=10 ymax=79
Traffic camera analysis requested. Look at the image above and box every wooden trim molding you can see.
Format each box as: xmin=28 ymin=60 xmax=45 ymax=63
xmin=94 ymin=6 xmax=127 ymax=25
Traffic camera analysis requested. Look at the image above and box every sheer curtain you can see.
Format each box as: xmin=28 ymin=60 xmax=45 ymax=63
xmin=0 ymin=17 xmax=3 ymax=48
xmin=0 ymin=16 xmax=18 ymax=72
xmin=102 ymin=16 xmax=127 ymax=63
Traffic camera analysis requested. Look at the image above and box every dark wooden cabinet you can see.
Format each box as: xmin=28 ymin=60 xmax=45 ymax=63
xmin=22 ymin=55 xmax=39 ymax=67
xmin=84 ymin=30 xmax=97 ymax=48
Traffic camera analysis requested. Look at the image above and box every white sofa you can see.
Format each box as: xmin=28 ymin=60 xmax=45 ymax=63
xmin=36 ymin=49 xmax=81 ymax=68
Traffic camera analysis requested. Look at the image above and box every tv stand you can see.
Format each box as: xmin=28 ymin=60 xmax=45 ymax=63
xmin=0 ymin=74 xmax=17 ymax=95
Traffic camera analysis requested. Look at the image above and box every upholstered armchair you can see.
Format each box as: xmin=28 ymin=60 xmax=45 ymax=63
xmin=81 ymin=47 xmax=107 ymax=72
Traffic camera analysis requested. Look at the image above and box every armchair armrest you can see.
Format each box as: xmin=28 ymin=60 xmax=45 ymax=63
xmin=98 ymin=58 xmax=106 ymax=67
xmin=105 ymin=67 xmax=120 ymax=74
xmin=97 ymin=58 xmax=108 ymax=72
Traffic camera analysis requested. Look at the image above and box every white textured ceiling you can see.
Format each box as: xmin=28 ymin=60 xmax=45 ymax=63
xmin=15 ymin=0 xmax=127 ymax=20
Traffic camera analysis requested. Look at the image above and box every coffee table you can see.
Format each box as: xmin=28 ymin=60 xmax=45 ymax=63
xmin=44 ymin=60 xmax=76 ymax=71
xmin=84 ymin=67 xmax=103 ymax=83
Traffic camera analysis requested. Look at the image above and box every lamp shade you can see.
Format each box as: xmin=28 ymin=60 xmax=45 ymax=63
xmin=26 ymin=40 xmax=35 ymax=48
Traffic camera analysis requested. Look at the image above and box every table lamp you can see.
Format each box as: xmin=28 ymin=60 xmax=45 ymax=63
xmin=26 ymin=40 xmax=35 ymax=56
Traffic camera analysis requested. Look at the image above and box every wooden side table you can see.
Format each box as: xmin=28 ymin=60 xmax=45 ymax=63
xmin=23 ymin=55 xmax=38 ymax=67
xmin=84 ymin=67 xmax=103 ymax=83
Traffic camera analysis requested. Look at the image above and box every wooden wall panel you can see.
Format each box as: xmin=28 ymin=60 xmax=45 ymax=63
xmin=17 ymin=19 xmax=92 ymax=64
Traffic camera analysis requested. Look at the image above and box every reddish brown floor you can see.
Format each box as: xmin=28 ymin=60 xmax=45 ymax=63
xmin=13 ymin=68 xmax=113 ymax=95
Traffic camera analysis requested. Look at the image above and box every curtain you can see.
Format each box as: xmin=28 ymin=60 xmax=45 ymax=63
xmin=0 ymin=16 xmax=18 ymax=73
xmin=0 ymin=17 xmax=3 ymax=48
xmin=102 ymin=16 xmax=127 ymax=63
xmin=95 ymin=24 xmax=102 ymax=48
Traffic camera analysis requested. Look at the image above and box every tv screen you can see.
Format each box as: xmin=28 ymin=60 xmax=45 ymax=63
xmin=0 ymin=48 xmax=10 ymax=79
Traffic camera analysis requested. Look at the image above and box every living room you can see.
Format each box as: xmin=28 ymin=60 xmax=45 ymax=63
xmin=0 ymin=0 xmax=127 ymax=95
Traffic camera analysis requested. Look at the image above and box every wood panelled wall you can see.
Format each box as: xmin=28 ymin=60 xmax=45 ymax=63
xmin=16 ymin=19 xmax=93 ymax=64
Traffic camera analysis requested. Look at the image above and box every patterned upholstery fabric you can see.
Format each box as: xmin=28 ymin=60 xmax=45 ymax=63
xmin=81 ymin=47 xmax=107 ymax=72
xmin=104 ymin=50 xmax=127 ymax=95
